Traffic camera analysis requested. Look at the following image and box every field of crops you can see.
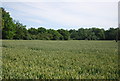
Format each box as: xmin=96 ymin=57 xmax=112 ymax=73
xmin=2 ymin=40 xmax=118 ymax=79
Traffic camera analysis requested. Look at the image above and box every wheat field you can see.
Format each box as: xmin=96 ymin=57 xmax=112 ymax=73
xmin=2 ymin=40 xmax=118 ymax=79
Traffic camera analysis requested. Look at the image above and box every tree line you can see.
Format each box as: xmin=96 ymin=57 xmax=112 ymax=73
xmin=1 ymin=7 xmax=120 ymax=40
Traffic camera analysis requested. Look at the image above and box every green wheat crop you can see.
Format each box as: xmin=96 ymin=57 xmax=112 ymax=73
xmin=2 ymin=40 xmax=118 ymax=79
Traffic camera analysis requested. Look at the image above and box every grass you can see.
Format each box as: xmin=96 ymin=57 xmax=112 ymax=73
xmin=2 ymin=40 xmax=118 ymax=79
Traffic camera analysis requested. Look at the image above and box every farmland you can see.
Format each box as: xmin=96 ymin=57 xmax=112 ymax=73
xmin=2 ymin=40 xmax=118 ymax=79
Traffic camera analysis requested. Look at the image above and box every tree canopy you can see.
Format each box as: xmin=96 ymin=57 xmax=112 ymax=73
xmin=1 ymin=7 xmax=120 ymax=40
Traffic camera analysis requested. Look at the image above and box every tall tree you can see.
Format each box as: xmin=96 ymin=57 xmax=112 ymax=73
xmin=13 ymin=21 xmax=28 ymax=40
xmin=91 ymin=28 xmax=105 ymax=40
xmin=2 ymin=8 xmax=16 ymax=39
xmin=47 ymin=29 xmax=62 ymax=40
xmin=105 ymin=28 xmax=117 ymax=40
xmin=69 ymin=29 xmax=79 ymax=40
xmin=38 ymin=27 xmax=46 ymax=34
xmin=28 ymin=28 xmax=38 ymax=35
xmin=57 ymin=29 xmax=70 ymax=40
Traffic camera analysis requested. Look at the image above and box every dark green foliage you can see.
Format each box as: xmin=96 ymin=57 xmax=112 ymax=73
xmin=70 ymin=29 xmax=79 ymax=40
xmin=37 ymin=33 xmax=53 ymax=40
xmin=118 ymin=28 xmax=120 ymax=40
xmin=13 ymin=21 xmax=28 ymax=40
xmin=105 ymin=28 xmax=118 ymax=40
xmin=47 ymin=29 xmax=62 ymax=40
xmin=1 ymin=7 xmax=120 ymax=40
xmin=57 ymin=29 xmax=70 ymax=40
xmin=91 ymin=28 xmax=105 ymax=40
xmin=38 ymin=27 xmax=46 ymax=34
xmin=28 ymin=28 xmax=38 ymax=35
xmin=2 ymin=8 xmax=16 ymax=39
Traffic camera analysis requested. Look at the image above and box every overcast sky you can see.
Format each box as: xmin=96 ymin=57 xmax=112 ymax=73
xmin=1 ymin=0 xmax=119 ymax=30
